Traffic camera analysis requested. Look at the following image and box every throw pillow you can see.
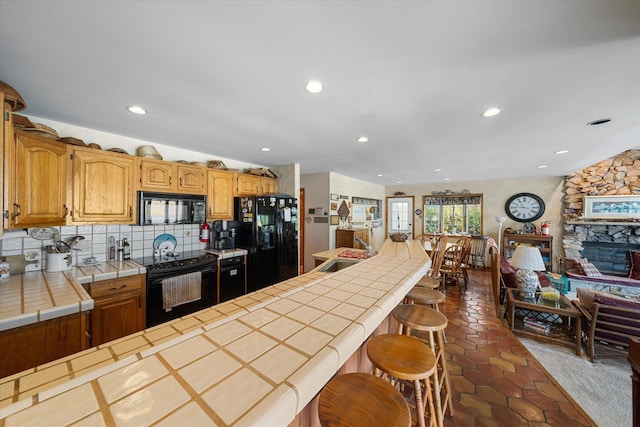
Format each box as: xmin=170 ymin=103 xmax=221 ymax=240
xmin=629 ymin=250 xmax=640 ymax=280
xmin=500 ymin=256 xmax=517 ymax=288
xmin=581 ymin=262 xmax=602 ymax=277
xmin=575 ymin=257 xmax=590 ymax=267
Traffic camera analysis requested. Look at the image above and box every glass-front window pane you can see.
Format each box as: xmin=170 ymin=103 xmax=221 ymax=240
xmin=423 ymin=205 xmax=440 ymax=233
xmin=423 ymin=194 xmax=483 ymax=235
xmin=466 ymin=204 xmax=481 ymax=235
xmin=391 ymin=201 xmax=409 ymax=231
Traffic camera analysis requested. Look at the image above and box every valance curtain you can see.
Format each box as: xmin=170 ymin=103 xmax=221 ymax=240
xmin=424 ymin=194 xmax=482 ymax=206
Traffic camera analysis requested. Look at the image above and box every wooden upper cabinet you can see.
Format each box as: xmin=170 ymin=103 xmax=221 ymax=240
xmin=8 ymin=130 xmax=68 ymax=227
xmin=207 ymin=169 xmax=234 ymax=220
xmin=177 ymin=164 xmax=205 ymax=194
xmin=260 ymin=177 xmax=278 ymax=195
xmin=235 ymin=173 xmax=260 ymax=196
xmin=138 ymin=158 xmax=205 ymax=194
xmin=138 ymin=158 xmax=173 ymax=191
xmin=234 ymin=173 xmax=278 ymax=196
xmin=71 ymin=147 xmax=135 ymax=223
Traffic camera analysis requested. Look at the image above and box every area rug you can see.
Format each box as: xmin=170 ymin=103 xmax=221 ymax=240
xmin=519 ymin=337 xmax=632 ymax=427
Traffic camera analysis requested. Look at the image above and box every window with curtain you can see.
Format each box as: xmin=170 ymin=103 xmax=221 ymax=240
xmin=423 ymin=193 xmax=482 ymax=234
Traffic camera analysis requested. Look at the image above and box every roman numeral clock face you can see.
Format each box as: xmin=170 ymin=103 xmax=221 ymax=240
xmin=505 ymin=193 xmax=545 ymax=222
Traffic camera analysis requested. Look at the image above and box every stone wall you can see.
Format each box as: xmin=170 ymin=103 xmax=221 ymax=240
xmin=562 ymin=150 xmax=640 ymax=269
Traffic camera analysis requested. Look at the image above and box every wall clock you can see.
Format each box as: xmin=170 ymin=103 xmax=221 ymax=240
xmin=505 ymin=192 xmax=545 ymax=223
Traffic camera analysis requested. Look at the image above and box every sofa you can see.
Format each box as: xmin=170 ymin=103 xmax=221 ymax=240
xmin=565 ymin=271 xmax=640 ymax=297
xmin=573 ymin=287 xmax=640 ymax=362
xmin=564 ymin=252 xmax=640 ymax=297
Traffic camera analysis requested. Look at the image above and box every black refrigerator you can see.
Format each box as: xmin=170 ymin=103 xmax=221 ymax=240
xmin=233 ymin=195 xmax=298 ymax=291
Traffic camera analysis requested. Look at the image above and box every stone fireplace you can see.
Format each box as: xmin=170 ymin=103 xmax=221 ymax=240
xmin=562 ymin=150 xmax=640 ymax=276
xmin=581 ymin=240 xmax=640 ymax=276
xmin=563 ymin=223 xmax=640 ymax=276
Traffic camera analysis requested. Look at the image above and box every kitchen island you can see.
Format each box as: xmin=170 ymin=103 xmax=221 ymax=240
xmin=0 ymin=240 xmax=430 ymax=426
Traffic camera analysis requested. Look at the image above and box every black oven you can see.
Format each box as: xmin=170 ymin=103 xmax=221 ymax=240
xmin=137 ymin=251 xmax=218 ymax=328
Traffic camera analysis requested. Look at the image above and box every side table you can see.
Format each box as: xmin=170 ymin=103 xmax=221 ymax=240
xmin=506 ymin=288 xmax=582 ymax=355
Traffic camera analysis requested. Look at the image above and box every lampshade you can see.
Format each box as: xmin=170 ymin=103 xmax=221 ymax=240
xmin=509 ymin=246 xmax=546 ymax=271
xmin=494 ymin=216 xmax=507 ymax=225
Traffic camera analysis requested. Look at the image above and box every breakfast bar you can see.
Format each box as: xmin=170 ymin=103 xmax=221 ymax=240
xmin=0 ymin=240 xmax=430 ymax=426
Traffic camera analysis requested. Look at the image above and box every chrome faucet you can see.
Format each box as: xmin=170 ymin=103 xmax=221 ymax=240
xmin=354 ymin=237 xmax=373 ymax=258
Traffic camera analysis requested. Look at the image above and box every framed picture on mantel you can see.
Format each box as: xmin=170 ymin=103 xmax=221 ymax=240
xmin=583 ymin=195 xmax=640 ymax=219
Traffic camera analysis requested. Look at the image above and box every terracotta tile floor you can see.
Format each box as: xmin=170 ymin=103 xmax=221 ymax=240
xmin=439 ymin=268 xmax=596 ymax=427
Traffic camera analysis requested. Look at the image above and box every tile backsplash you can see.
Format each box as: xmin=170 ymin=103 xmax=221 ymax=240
xmin=0 ymin=224 xmax=206 ymax=271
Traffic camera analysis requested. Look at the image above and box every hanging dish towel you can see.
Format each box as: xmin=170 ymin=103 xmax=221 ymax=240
xmin=162 ymin=271 xmax=202 ymax=312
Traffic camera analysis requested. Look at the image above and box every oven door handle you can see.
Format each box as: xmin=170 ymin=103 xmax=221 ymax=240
xmin=148 ymin=266 xmax=218 ymax=284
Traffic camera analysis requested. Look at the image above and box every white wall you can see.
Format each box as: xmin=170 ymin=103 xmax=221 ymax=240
xmin=300 ymin=171 xmax=386 ymax=272
xmin=300 ymin=173 xmax=330 ymax=272
xmin=386 ymin=176 xmax=564 ymax=270
xmin=328 ymin=172 xmax=386 ymax=249
xmin=28 ymin=116 xmax=263 ymax=171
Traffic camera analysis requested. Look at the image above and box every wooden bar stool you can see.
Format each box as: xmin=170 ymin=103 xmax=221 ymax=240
xmin=415 ymin=276 xmax=440 ymax=289
xmin=404 ymin=287 xmax=445 ymax=311
xmin=367 ymin=334 xmax=437 ymax=427
xmin=318 ymin=372 xmax=412 ymax=427
xmin=392 ymin=304 xmax=452 ymax=427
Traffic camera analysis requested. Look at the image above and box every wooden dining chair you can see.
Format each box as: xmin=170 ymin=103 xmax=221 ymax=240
xmin=414 ymin=234 xmax=430 ymax=251
xmin=454 ymin=237 xmax=473 ymax=290
xmin=428 ymin=235 xmax=447 ymax=281
xmin=439 ymin=244 xmax=465 ymax=292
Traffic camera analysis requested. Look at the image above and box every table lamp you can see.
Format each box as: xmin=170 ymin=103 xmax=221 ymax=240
xmin=510 ymin=245 xmax=546 ymax=298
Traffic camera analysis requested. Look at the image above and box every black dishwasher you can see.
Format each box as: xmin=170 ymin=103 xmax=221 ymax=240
xmin=219 ymin=255 xmax=246 ymax=303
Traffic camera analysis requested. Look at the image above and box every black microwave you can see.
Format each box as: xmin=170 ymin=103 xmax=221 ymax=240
xmin=138 ymin=191 xmax=206 ymax=225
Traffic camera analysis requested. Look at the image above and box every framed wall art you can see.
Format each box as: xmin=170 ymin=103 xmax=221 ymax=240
xmin=583 ymin=195 xmax=640 ymax=219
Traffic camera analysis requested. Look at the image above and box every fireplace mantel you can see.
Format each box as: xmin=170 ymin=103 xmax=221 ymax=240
xmin=567 ymin=221 xmax=640 ymax=227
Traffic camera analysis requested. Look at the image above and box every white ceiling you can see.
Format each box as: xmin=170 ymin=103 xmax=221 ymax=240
xmin=1 ymin=1 xmax=639 ymax=186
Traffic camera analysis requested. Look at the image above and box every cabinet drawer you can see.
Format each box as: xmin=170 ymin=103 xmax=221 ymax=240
xmin=89 ymin=276 xmax=143 ymax=298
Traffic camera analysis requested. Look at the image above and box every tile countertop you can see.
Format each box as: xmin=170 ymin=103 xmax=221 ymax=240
xmin=0 ymin=261 xmax=146 ymax=332
xmin=312 ymin=247 xmax=369 ymax=261
xmin=206 ymin=248 xmax=249 ymax=259
xmin=0 ymin=240 xmax=431 ymax=426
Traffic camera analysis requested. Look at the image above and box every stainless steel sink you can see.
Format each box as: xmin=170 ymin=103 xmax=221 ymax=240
xmin=317 ymin=258 xmax=360 ymax=273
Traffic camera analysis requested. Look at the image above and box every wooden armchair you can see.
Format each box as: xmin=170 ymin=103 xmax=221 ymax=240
xmin=574 ymin=288 xmax=640 ymax=362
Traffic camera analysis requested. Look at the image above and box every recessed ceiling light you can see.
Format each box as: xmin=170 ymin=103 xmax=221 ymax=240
xmin=555 ymin=150 xmax=569 ymax=154
xmin=305 ymin=80 xmax=323 ymax=94
xmin=587 ymin=118 xmax=611 ymax=126
xmin=377 ymin=174 xmax=383 ymax=177
xmin=356 ymin=136 xmax=369 ymax=143
xmin=127 ymin=105 xmax=147 ymax=115
xmin=537 ymin=165 xmax=548 ymax=169
xmin=260 ymin=147 xmax=271 ymax=152
xmin=434 ymin=168 xmax=442 ymax=172
xmin=396 ymin=180 xmax=403 ymax=184
xmin=481 ymin=107 xmax=501 ymax=117
xmin=444 ymin=177 xmax=451 ymax=181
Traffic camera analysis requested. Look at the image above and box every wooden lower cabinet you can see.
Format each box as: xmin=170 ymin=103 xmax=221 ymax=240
xmin=336 ymin=228 xmax=369 ymax=249
xmin=86 ymin=275 xmax=146 ymax=347
xmin=0 ymin=312 xmax=89 ymax=378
